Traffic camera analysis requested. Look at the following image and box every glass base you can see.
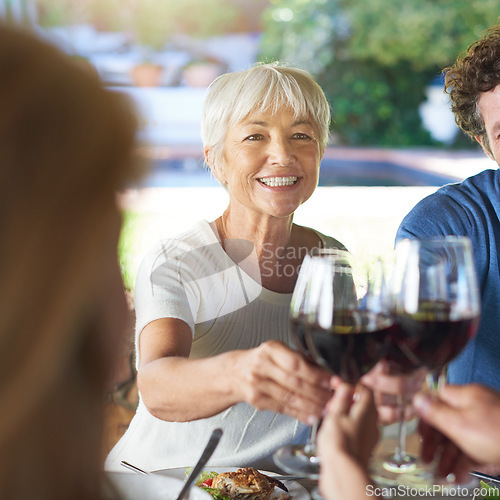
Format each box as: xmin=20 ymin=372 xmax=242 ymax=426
xmin=273 ymin=444 xmax=320 ymax=480
xmin=382 ymin=452 xmax=417 ymax=474
xmin=371 ymin=456 xmax=480 ymax=495
xmin=310 ymin=486 xmax=323 ymax=500
xmin=370 ymin=452 xmax=434 ymax=487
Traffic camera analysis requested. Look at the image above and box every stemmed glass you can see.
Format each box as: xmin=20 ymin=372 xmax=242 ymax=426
xmin=274 ymin=250 xmax=393 ymax=479
xmin=273 ymin=252 xmax=323 ymax=479
xmin=372 ymin=236 xmax=481 ymax=485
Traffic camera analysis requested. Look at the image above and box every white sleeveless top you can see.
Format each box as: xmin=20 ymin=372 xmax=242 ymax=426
xmin=105 ymin=220 xmax=344 ymax=473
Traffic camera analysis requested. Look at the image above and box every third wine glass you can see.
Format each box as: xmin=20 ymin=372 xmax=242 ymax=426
xmin=372 ymin=236 xmax=480 ymax=485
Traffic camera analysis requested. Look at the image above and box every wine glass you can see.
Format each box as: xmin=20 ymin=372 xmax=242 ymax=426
xmin=273 ymin=252 xmax=324 ymax=480
xmin=372 ymin=236 xmax=480 ymax=485
xmin=274 ymin=250 xmax=393 ymax=479
xmin=304 ymin=252 xmax=393 ymax=385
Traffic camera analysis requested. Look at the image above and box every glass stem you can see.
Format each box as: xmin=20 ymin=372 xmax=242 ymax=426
xmin=304 ymin=421 xmax=320 ymax=456
xmin=393 ymin=393 xmax=407 ymax=463
xmin=426 ymin=367 xmax=445 ymax=391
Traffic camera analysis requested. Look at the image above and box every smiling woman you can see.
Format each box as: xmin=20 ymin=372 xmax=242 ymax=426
xmin=105 ymin=62 xmax=416 ymax=475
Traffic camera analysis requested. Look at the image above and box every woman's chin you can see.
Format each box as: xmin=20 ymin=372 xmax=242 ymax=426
xmin=259 ymin=204 xmax=301 ymax=219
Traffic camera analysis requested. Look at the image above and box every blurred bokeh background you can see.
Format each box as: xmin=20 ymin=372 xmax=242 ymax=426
xmin=5 ymin=0 xmax=498 ymax=454
xmin=2 ymin=0 xmax=499 ymax=288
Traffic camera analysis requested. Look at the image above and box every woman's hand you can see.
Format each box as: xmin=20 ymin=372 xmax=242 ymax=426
xmin=414 ymin=384 xmax=500 ymax=468
xmin=360 ymin=360 xmax=427 ymax=424
xmin=139 ymin=320 xmax=332 ymax=423
xmin=233 ymin=340 xmax=333 ymax=424
xmin=317 ymin=384 xmax=379 ymax=500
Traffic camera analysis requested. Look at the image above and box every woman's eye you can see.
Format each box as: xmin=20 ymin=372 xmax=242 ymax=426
xmin=293 ymin=133 xmax=312 ymax=140
xmin=244 ymin=134 xmax=264 ymax=141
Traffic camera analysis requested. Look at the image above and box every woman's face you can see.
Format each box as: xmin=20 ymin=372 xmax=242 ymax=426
xmin=217 ymin=107 xmax=321 ymax=220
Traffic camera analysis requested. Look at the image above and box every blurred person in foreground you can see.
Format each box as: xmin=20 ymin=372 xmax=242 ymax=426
xmin=317 ymin=383 xmax=500 ymax=500
xmin=0 ymin=23 xmax=139 ymax=500
xmin=105 ymin=62 xmax=424 ymax=473
xmin=397 ymin=23 xmax=500 ymax=392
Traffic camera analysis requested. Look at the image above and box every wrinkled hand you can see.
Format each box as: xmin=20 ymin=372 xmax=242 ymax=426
xmin=414 ymin=384 xmax=500 ymax=469
xmin=235 ymin=340 xmax=333 ymax=424
xmin=318 ymin=383 xmax=379 ymax=469
xmin=361 ymin=360 xmax=426 ymax=424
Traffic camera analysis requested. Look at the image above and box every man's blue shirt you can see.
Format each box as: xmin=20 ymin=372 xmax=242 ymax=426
xmin=396 ymin=168 xmax=500 ymax=390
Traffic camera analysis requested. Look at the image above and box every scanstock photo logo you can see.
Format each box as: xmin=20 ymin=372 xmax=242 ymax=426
xmin=148 ymin=238 xmax=332 ymax=322
xmin=366 ymin=483 xmax=499 ymax=498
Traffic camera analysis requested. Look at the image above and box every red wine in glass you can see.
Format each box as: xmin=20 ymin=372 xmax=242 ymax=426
xmin=290 ymin=314 xmax=311 ymax=356
xmin=395 ymin=311 xmax=479 ymax=373
xmin=307 ymin=311 xmax=393 ymax=383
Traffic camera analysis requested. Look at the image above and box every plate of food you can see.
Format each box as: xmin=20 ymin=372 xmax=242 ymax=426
xmin=153 ymin=466 xmax=311 ymax=499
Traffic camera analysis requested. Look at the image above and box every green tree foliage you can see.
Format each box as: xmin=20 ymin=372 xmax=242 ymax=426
xmin=346 ymin=0 xmax=499 ymax=67
xmin=37 ymin=0 xmax=238 ymax=50
xmin=259 ymin=0 xmax=500 ymax=146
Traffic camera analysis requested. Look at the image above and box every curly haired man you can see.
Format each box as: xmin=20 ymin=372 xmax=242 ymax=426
xmin=397 ymin=24 xmax=500 ymax=391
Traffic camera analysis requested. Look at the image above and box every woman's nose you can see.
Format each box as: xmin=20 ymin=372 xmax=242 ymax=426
xmin=267 ymin=137 xmax=294 ymax=166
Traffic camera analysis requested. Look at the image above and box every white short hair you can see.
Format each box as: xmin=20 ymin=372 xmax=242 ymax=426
xmin=201 ymin=62 xmax=331 ymax=174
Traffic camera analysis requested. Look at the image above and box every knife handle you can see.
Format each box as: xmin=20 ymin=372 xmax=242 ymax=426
xmin=176 ymin=428 xmax=223 ymax=500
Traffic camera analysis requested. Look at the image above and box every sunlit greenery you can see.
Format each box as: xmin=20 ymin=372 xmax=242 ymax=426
xmin=260 ymin=0 xmax=500 ymax=146
xmin=37 ymin=0 xmax=239 ymax=50
xmin=346 ymin=0 xmax=500 ymax=67
xmin=118 ymin=210 xmax=141 ymax=291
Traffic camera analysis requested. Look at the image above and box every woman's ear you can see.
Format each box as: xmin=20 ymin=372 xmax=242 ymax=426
xmin=205 ymin=146 xmax=226 ymax=184
xmin=204 ymin=146 xmax=213 ymax=169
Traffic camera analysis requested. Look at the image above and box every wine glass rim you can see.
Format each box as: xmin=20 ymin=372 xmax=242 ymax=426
xmin=397 ymin=236 xmax=472 ymax=247
xmin=309 ymin=247 xmax=350 ymax=257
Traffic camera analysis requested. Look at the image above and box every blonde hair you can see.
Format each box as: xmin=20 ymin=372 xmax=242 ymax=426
xmin=0 ymin=23 xmax=139 ymax=499
xmin=201 ymin=62 xmax=331 ymax=175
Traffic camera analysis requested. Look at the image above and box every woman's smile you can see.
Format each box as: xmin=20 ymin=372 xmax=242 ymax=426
xmin=257 ymin=176 xmax=299 ymax=187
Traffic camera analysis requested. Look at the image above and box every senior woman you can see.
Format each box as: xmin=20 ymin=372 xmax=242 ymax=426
xmin=106 ymin=63 xmax=416 ymax=473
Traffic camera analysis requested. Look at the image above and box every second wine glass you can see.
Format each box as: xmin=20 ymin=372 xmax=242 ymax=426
xmin=305 ymin=252 xmax=393 ymax=385
xmin=274 ymin=250 xmax=393 ymax=479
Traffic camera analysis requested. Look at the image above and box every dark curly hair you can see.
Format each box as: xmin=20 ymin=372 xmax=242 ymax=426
xmin=444 ymin=23 xmax=500 ymax=153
